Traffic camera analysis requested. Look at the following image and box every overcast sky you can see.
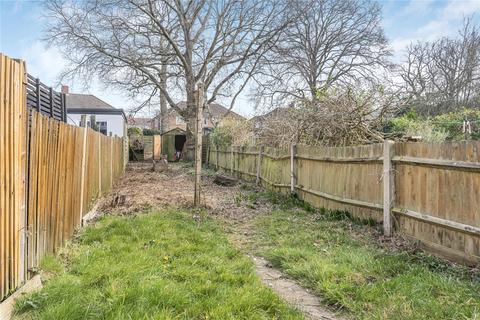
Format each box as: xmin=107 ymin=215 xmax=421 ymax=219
xmin=1 ymin=0 xmax=479 ymax=118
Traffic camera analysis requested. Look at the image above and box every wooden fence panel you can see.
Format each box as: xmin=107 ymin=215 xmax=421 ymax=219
xmin=208 ymin=141 xmax=480 ymax=264
xmin=234 ymin=146 xmax=258 ymax=182
xmin=296 ymin=144 xmax=383 ymax=221
xmin=394 ymin=142 xmax=480 ymax=263
xmin=1 ymin=52 xmax=126 ymax=302
xmin=260 ymin=147 xmax=290 ymax=192
xmin=0 ymin=54 xmax=27 ymax=300
xmin=21 ymin=111 xmax=126 ymax=289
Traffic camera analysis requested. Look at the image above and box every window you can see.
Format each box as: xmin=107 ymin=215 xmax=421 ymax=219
xmin=96 ymin=121 xmax=108 ymax=135
xmin=176 ymin=116 xmax=185 ymax=124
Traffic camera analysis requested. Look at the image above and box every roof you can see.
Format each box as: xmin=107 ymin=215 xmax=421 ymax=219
xmin=163 ymin=101 xmax=245 ymax=120
xmin=161 ymin=127 xmax=186 ymax=136
xmin=251 ymin=107 xmax=291 ymax=122
xmin=66 ymin=93 xmax=126 ymax=121
xmin=66 ymin=93 xmax=116 ymax=110
xmin=128 ymin=117 xmax=153 ymax=126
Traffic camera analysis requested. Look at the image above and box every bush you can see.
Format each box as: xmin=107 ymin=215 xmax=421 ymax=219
xmin=127 ymin=127 xmax=142 ymax=136
xmin=142 ymin=128 xmax=161 ymax=136
xmin=210 ymin=118 xmax=254 ymax=148
xmin=389 ymin=109 xmax=480 ymax=142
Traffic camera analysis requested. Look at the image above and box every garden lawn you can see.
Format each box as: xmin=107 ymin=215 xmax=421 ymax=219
xmin=14 ymin=209 xmax=303 ymax=320
xmin=253 ymin=200 xmax=480 ymax=320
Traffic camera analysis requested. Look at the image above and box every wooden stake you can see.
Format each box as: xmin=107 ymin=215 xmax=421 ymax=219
xmin=290 ymin=144 xmax=297 ymax=194
xmin=78 ymin=117 xmax=87 ymax=225
xmin=194 ymin=83 xmax=204 ymax=207
xmin=230 ymin=147 xmax=234 ymax=173
xmin=383 ymin=140 xmax=395 ymax=236
xmin=98 ymin=133 xmax=102 ymax=196
xmin=110 ymin=136 xmax=113 ymax=188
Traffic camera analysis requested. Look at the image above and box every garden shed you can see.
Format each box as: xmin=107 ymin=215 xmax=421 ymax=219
xmin=161 ymin=128 xmax=187 ymax=161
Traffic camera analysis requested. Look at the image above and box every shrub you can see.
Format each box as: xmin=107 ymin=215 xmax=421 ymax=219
xmin=127 ymin=127 xmax=142 ymax=136
xmin=389 ymin=108 xmax=480 ymax=142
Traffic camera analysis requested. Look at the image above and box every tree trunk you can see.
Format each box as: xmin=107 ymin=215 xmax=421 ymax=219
xmin=194 ymin=83 xmax=204 ymax=206
xmin=159 ymin=62 xmax=168 ymax=133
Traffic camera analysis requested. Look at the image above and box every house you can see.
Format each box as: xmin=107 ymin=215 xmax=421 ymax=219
xmin=251 ymin=107 xmax=291 ymax=132
xmin=152 ymin=102 xmax=245 ymax=134
xmin=64 ymin=86 xmax=127 ymax=137
xmin=127 ymin=117 xmax=155 ymax=130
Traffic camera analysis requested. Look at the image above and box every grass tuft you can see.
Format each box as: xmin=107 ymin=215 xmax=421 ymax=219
xmin=253 ymin=208 xmax=480 ymax=320
xmin=14 ymin=209 xmax=302 ymax=320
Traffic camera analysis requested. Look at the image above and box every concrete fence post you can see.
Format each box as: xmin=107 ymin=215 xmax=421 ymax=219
xmin=383 ymin=140 xmax=395 ymax=236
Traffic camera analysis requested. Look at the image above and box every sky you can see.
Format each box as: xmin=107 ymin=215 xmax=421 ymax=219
xmin=1 ymin=0 xmax=480 ymax=118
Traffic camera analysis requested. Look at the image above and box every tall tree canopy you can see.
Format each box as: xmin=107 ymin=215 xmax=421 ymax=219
xmin=45 ymin=0 xmax=290 ymax=139
xmin=254 ymin=0 xmax=391 ymax=105
xmin=400 ymin=18 xmax=480 ymax=116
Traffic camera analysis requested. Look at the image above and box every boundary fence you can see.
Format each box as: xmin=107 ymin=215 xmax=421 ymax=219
xmin=1 ymin=54 xmax=125 ymax=302
xmin=208 ymin=142 xmax=480 ymax=265
xmin=26 ymin=73 xmax=66 ymax=122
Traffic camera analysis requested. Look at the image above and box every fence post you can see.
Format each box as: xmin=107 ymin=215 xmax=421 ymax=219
xmin=110 ymin=135 xmax=113 ymax=189
xmin=256 ymin=146 xmax=263 ymax=186
xmin=78 ymin=116 xmax=88 ymax=225
xmin=98 ymin=133 xmax=102 ymax=196
xmin=35 ymin=78 xmax=41 ymax=112
xmin=193 ymin=84 xmax=204 ymax=207
xmin=383 ymin=140 xmax=395 ymax=236
xmin=230 ymin=146 xmax=234 ymax=174
xmin=216 ymin=146 xmax=219 ymax=169
xmin=290 ymin=144 xmax=297 ymax=194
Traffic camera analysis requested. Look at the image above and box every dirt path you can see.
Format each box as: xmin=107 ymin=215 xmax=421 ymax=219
xmin=253 ymin=256 xmax=342 ymax=320
xmin=99 ymin=162 xmax=344 ymax=320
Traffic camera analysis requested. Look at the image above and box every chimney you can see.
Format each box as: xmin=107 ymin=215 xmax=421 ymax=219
xmin=61 ymin=85 xmax=69 ymax=94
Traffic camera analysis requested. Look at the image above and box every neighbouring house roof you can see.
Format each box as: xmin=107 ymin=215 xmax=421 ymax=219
xmin=251 ymin=107 xmax=290 ymax=122
xmin=66 ymin=93 xmax=116 ymax=110
xmin=128 ymin=117 xmax=154 ymax=128
xmin=155 ymin=102 xmax=245 ymax=121
xmin=66 ymin=93 xmax=126 ymax=120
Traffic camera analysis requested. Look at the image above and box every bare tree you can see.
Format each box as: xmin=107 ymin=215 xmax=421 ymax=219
xmin=400 ymin=18 xmax=480 ymax=115
xmin=254 ymin=0 xmax=391 ymax=106
xmin=45 ymin=0 xmax=289 ymax=158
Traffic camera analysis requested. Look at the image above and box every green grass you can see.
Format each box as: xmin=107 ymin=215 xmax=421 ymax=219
xmin=252 ymin=195 xmax=480 ymax=320
xmin=14 ymin=209 xmax=303 ymax=320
